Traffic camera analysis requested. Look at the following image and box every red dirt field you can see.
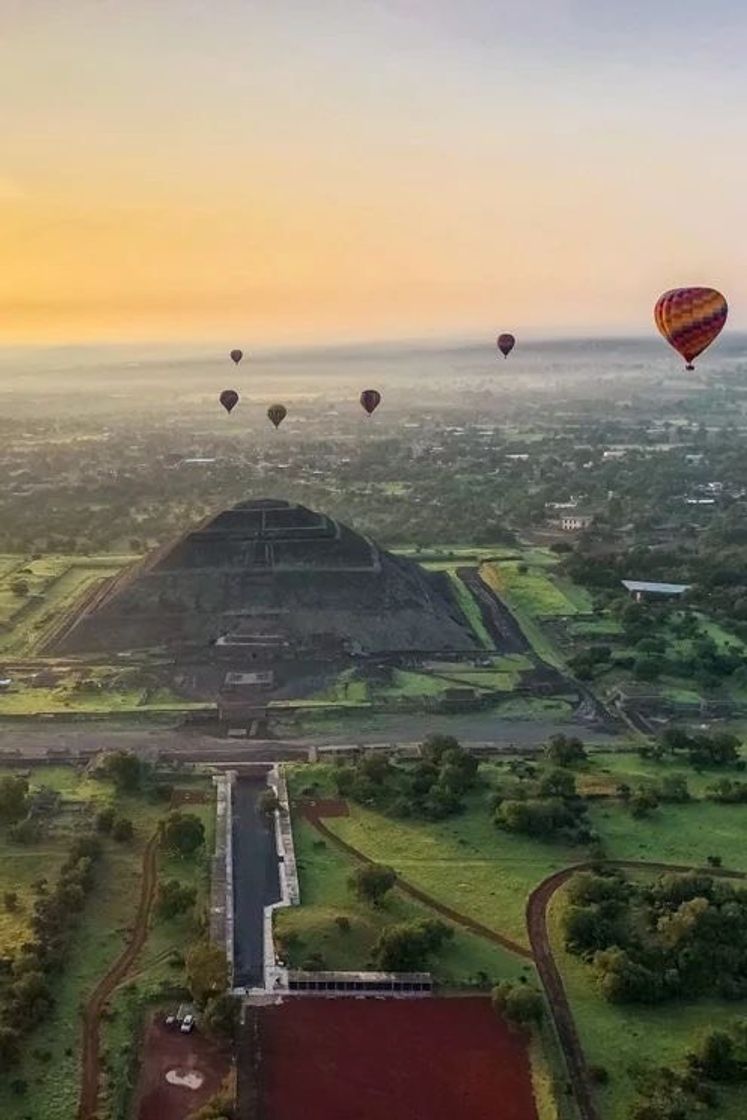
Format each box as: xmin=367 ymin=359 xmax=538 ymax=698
xmin=135 ymin=1019 xmax=231 ymax=1120
xmin=260 ymin=997 xmax=538 ymax=1120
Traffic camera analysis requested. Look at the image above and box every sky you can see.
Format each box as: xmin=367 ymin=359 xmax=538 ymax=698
xmin=2 ymin=0 xmax=747 ymax=345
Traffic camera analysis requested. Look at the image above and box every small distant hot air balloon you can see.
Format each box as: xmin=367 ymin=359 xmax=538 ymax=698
xmin=219 ymin=389 xmax=239 ymax=414
xmin=267 ymin=404 xmax=287 ymax=428
xmin=497 ymin=333 xmax=515 ymax=358
xmin=360 ymin=389 xmax=381 ymax=415
xmin=230 ymin=349 xmax=243 ymax=365
xmin=654 ymin=288 xmax=727 ymax=370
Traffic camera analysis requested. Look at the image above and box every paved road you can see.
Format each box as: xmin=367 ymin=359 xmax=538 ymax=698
xmin=232 ymin=777 xmax=281 ymax=988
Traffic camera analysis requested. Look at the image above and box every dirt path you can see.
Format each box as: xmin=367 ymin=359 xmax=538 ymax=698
xmin=302 ymin=804 xmax=532 ymax=960
xmin=77 ymin=829 xmax=160 ymax=1120
xmin=526 ymin=860 xmax=747 ymax=1120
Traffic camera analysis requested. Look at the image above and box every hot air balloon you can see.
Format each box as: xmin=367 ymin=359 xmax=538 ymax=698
xmin=654 ymin=288 xmax=727 ymax=370
xmin=497 ymin=333 xmax=515 ymax=358
xmin=230 ymin=349 xmax=243 ymax=365
xmin=360 ymin=388 xmax=381 ymax=415
xmin=267 ymin=404 xmax=287 ymax=428
xmin=219 ymin=389 xmax=239 ymax=414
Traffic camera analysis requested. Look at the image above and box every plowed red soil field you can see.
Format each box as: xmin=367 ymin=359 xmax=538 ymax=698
xmin=135 ymin=1019 xmax=230 ymax=1120
xmin=260 ymin=997 xmax=537 ymax=1120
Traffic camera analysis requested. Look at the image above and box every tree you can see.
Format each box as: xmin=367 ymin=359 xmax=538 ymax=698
xmin=185 ymin=942 xmax=228 ymax=1006
xmin=630 ymin=787 xmax=659 ymax=818
xmin=3 ymin=891 xmax=18 ymax=912
xmin=634 ymin=655 xmax=664 ymax=682
xmin=0 ymin=1026 xmax=20 ymax=1071
xmin=162 ymin=812 xmax=205 ymax=857
xmin=0 ymin=776 xmax=29 ymax=825
xmin=98 ymin=750 xmax=145 ymax=793
xmin=10 ymin=579 xmax=29 ymax=597
xmin=538 ymin=768 xmax=576 ymax=799
xmin=157 ymin=879 xmax=197 ymax=920
xmin=688 ymin=1028 xmax=745 ymax=1082
xmin=202 ymin=993 xmax=240 ymax=1041
xmin=258 ymin=789 xmax=280 ymax=817
xmin=112 ymin=817 xmax=134 ymax=843
xmin=349 ymin=863 xmax=396 ymax=908
xmin=491 ymin=982 xmax=544 ymax=1027
xmin=372 ymin=918 xmax=452 ymax=971
xmin=95 ymin=807 xmax=115 ymax=834
xmin=544 ymin=735 xmax=588 ymax=767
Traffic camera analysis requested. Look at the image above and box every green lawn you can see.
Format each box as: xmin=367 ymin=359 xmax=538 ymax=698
xmin=481 ymin=561 xmax=587 ymax=618
xmin=480 ymin=563 xmax=566 ymax=669
xmin=588 ymin=797 xmax=747 ymax=870
xmin=0 ymin=767 xmax=214 ymax=1120
xmin=0 ymin=554 xmax=133 ymax=655
xmin=322 ymin=793 xmax=576 ymax=948
xmin=548 ymin=885 xmax=747 ymax=1120
xmin=277 ymin=816 xmax=531 ymax=988
xmin=299 ymin=754 xmax=747 ymax=954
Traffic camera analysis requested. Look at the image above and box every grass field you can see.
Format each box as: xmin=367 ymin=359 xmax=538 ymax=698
xmin=0 ymin=665 xmax=210 ymax=716
xmin=480 ymin=563 xmax=566 ymax=669
xmin=548 ymin=885 xmax=747 ymax=1120
xmin=0 ymin=766 xmax=214 ymax=1120
xmin=320 ymin=794 xmax=574 ymax=949
xmin=481 ymin=561 xmax=592 ymax=618
xmin=0 ymin=554 xmax=134 ymax=657
xmin=276 ymin=815 xmax=532 ymax=988
xmin=295 ymin=753 xmax=747 ymax=952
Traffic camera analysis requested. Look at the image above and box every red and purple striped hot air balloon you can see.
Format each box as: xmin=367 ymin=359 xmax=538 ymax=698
xmin=497 ymin=333 xmax=515 ymax=358
xmin=654 ymin=288 xmax=727 ymax=370
xmin=360 ymin=389 xmax=381 ymax=415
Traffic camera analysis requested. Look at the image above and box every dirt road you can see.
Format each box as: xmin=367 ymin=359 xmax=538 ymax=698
xmin=78 ymin=830 xmax=160 ymax=1120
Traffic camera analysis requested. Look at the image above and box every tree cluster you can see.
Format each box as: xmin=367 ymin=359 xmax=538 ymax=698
xmin=334 ymin=736 xmax=479 ymax=821
xmin=629 ymin=1019 xmax=747 ymax=1120
xmin=563 ymin=869 xmax=747 ymax=1006
xmin=0 ymin=832 xmax=102 ymax=1070
xmin=493 ymin=766 xmax=594 ymax=844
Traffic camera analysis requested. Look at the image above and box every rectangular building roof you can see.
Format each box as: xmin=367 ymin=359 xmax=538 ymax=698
xmin=622 ymin=580 xmax=691 ymax=595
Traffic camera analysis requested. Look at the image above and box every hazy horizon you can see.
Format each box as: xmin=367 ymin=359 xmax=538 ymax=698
xmin=3 ymin=1 xmax=747 ymax=344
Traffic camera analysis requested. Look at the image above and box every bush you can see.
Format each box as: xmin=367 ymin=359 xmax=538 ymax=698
xmin=491 ymin=982 xmax=544 ymax=1027
xmin=112 ymin=817 xmax=134 ymax=843
xmin=348 ymin=864 xmax=396 ymax=908
xmin=162 ymin=812 xmax=205 ymax=857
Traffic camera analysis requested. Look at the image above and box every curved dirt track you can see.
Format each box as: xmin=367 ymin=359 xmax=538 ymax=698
xmin=303 ymin=805 xmax=532 ymax=960
xmin=78 ymin=830 xmax=160 ymax=1120
xmin=527 ymin=860 xmax=747 ymax=1120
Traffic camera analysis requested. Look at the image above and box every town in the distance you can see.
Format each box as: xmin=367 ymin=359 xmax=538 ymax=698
xmin=0 ymin=331 xmax=745 ymax=1120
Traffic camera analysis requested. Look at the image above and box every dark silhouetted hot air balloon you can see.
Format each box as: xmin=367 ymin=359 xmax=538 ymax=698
xmin=654 ymin=288 xmax=727 ymax=370
xmin=230 ymin=349 xmax=243 ymax=365
xmin=219 ymin=389 xmax=239 ymax=414
xmin=497 ymin=333 xmax=515 ymax=358
xmin=360 ymin=389 xmax=381 ymax=415
xmin=267 ymin=404 xmax=287 ymax=428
